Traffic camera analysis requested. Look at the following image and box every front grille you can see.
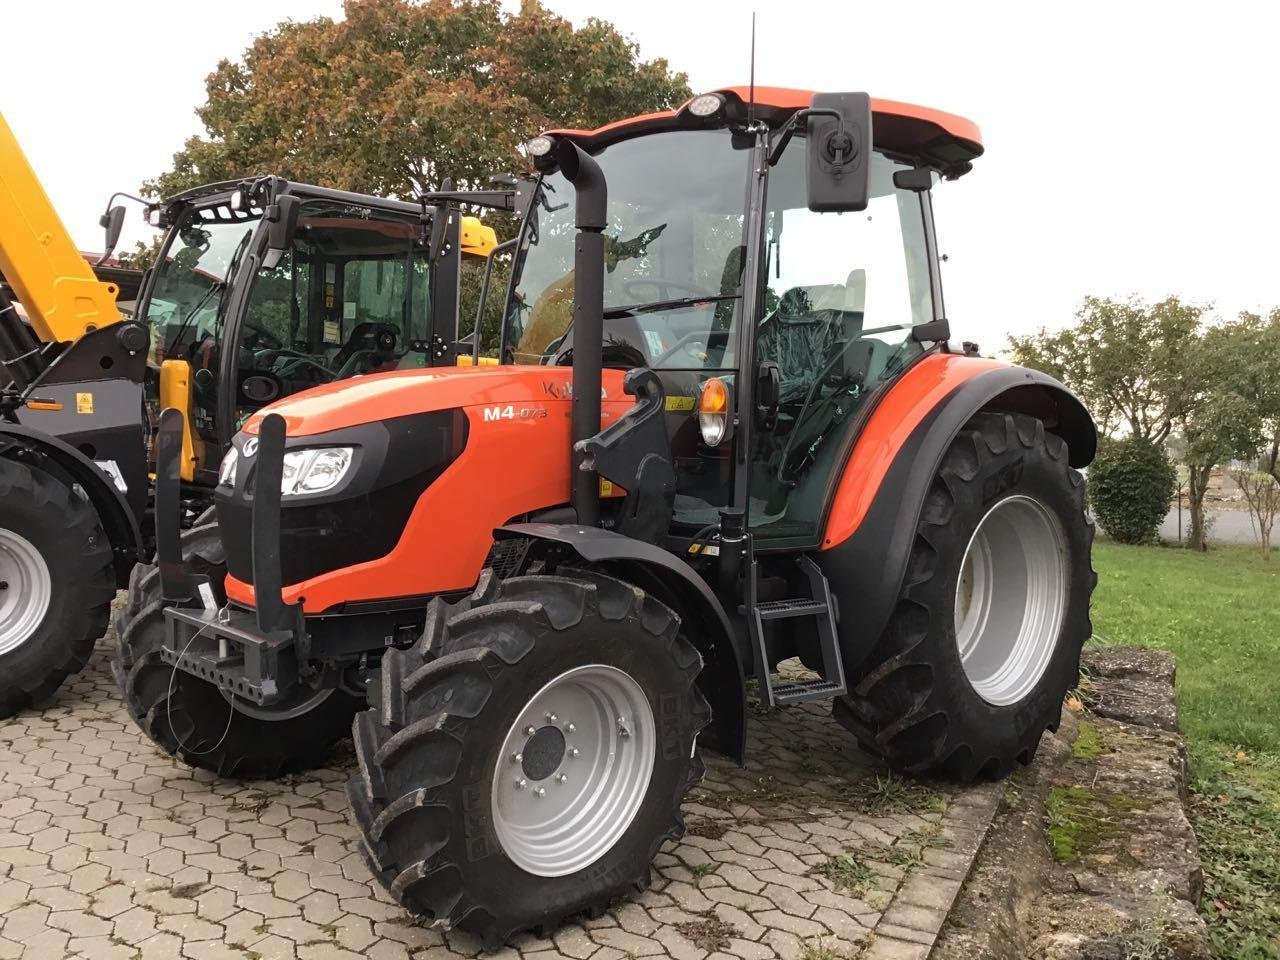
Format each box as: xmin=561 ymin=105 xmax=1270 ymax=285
xmin=219 ymin=409 xmax=467 ymax=588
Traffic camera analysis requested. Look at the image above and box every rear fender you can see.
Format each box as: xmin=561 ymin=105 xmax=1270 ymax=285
xmin=498 ymin=522 xmax=747 ymax=762
xmin=818 ymin=358 xmax=1096 ymax=674
xmin=0 ymin=424 xmax=145 ymax=585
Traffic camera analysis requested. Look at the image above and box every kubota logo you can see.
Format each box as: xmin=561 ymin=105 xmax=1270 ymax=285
xmin=482 ymin=405 xmax=548 ymax=423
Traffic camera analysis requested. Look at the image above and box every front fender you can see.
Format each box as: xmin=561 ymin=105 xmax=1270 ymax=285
xmin=0 ymin=424 xmax=145 ymax=584
xmin=818 ymin=355 xmax=1096 ymax=673
xmin=498 ymin=522 xmax=747 ymax=763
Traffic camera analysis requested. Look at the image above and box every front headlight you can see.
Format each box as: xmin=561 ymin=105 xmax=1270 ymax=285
xmin=280 ymin=447 xmax=354 ymax=496
xmin=218 ymin=447 xmax=238 ymax=486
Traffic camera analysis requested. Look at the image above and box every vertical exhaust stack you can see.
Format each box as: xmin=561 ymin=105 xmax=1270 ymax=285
xmin=554 ymin=139 xmax=607 ymax=527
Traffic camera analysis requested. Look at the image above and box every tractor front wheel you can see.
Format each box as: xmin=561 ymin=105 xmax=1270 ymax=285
xmin=113 ymin=522 xmax=361 ymax=778
xmin=349 ymin=570 xmax=709 ymax=948
xmin=834 ymin=411 xmax=1095 ymax=780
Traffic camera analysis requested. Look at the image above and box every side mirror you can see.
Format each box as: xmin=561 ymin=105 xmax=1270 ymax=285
xmin=262 ymin=195 xmax=301 ymax=269
xmin=97 ymin=205 xmax=126 ymax=266
xmin=805 ymin=92 xmax=872 ymax=213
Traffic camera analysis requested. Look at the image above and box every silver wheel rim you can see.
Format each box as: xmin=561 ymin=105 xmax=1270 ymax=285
xmin=0 ymin=529 xmax=52 ymax=656
xmin=491 ymin=664 xmax=656 ymax=877
xmin=954 ymin=495 xmax=1068 ymax=706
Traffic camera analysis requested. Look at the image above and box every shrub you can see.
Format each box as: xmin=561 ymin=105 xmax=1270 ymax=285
xmin=1088 ymin=438 xmax=1176 ymax=544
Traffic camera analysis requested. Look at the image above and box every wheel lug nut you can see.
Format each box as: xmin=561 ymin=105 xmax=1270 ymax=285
xmin=534 ymin=787 xmax=546 ymax=798
xmin=512 ymin=752 xmax=522 ymax=763
xmin=569 ymin=747 xmax=580 ymax=758
xmin=525 ymin=725 xmax=536 ymax=736
xmin=515 ymin=778 xmax=527 ymax=790
xmin=546 ymin=712 xmax=558 ymax=722
xmin=566 ymin=722 xmax=576 ymax=732
xmin=557 ymin=774 xmax=567 ymax=784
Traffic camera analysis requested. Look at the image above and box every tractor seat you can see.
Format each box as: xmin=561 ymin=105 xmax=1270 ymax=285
xmin=760 ymin=295 xmax=862 ymax=408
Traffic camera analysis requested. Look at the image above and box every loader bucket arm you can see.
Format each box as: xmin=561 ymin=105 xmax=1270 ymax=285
xmin=0 ymin=112 xmax=122 ymax=343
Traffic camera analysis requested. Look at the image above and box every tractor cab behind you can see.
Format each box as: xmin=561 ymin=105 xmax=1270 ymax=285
xmin=135 ymin=178 xmax=504 ymax=489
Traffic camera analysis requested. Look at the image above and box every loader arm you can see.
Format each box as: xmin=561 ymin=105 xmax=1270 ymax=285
xmin=0 ymin=111 xmax=121 ymax=343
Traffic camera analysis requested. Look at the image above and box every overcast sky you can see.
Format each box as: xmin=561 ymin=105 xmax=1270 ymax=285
xmin=4 ymin=0 xmax=1276 ymax=349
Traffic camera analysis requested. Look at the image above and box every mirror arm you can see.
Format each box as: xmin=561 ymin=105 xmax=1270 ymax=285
xmin=96 ymin=191 xmax=153 ymax=266
xmin=768 ymin=107 xmax=842 ymax=166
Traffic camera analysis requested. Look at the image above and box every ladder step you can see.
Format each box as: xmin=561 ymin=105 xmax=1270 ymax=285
xmin=771 ymin=678 xmax=846 ymax=704
xmin=753 ymin=598 xmax=830 ymax=620
xmin=747 ymin=601 xmax=829 ymax=624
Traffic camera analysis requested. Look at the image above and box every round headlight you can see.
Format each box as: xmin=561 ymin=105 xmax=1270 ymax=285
xmin=686 ymin=93 xmax=725 ymax=119
xmin=525 ymin=136 xmax=554 ymax=157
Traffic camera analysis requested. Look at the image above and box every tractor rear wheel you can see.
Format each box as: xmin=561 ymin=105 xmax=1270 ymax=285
xmin=0 ymin=456 xmax=115 ymax=718
xmin=349 ymin=570 xmax=709 ymax=948
xmin=834 ymin=411 xmax=1095 ymax=780
xmin=113 ymin=522 xmax=361 ymax=778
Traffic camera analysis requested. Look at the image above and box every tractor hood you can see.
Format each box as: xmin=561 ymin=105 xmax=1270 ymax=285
xmin=239 ymin=364 xmax=629 ymax=438
xmin=222 ymin=363 xmax=638 ymax=612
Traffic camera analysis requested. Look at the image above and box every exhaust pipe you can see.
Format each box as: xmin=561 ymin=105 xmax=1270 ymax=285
xmin=555 ymin=139 xmax=607 ymax=527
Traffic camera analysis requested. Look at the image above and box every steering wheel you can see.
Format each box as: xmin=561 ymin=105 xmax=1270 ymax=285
xmin=621 ymin=278 xmax=715 ymax=303
xmin=272 ymin=352 xmax=337 ymax=382
xmin=242 ymin=322 xmax=283 ymax=352
xmin=651 ymin=329 xmax=731 ymax=368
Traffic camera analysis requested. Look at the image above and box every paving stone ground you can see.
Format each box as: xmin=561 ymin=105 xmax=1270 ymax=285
xmin=0 ymin=627 xmax=1004 ymax=960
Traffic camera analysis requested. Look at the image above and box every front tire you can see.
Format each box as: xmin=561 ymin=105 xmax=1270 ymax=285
xmin=113 ymin=522 xmax=361 ymax=778
xmin=349 ymin=570 xmax=709 ymax=948
xmin=0 ymin=457 xmax=115 ymax=718
xmin=834 ymin=412 xmax=1095 ymax=780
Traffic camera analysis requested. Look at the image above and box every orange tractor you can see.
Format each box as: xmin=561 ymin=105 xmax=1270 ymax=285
xmin=118 ymin=87 xmax=1096 ymax=945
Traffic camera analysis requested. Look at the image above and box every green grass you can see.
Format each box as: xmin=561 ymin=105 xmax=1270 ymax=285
xmin=1093 ymin=543 xmax=1280 ymax=753
xmin=811 ymin=854 xmax=876 ymax=894
xmin=1093 ymin=542 xmax=1280 ymax=959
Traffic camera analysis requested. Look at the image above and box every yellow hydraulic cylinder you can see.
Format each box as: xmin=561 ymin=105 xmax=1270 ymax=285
xmin=0 ymin=111 xmax=121 ymax=343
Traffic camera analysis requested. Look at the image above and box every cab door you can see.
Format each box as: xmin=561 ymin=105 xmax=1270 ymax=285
xmin=749 ymin=144 xmax=940 ymax=548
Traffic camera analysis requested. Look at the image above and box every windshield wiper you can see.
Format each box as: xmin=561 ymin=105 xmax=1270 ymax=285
xmin=603 ymin=294 xmax=738 ymax=319
xmin=168 ymin=280 xmax=226 ymax=349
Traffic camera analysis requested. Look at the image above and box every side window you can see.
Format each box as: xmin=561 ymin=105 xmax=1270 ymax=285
xmin=752 ymin=148 xmax=934 ymax=541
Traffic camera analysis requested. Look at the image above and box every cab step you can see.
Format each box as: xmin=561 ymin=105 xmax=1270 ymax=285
xmin=745 ymin=555 xmax=847 ymax=707
xmin=754 ymin=598 xmax=829 ymax=619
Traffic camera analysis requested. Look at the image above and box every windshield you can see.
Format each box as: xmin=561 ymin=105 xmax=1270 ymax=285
xmin=141 ymin=210 xmax=259 ymax=368
xmin=506 ymin=129 xmax=751 ymax=370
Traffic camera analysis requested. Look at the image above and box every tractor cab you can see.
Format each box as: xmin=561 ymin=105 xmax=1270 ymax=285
xmin=501 ymin=88 xmax=981 ymax=549
xmin=134 ymin=178 xmax=501 ymax=486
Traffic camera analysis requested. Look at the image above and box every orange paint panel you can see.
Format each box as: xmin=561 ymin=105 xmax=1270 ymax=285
xmin=226 ymin=367 xmax=631 ymax=612
xmin=820 ymin=353 xmax=1006 ymax=551
xmin=543 ymin=86 xmax=982 ymax=149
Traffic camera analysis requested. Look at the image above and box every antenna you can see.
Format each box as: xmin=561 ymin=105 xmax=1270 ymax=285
xmin=748 ymin=12 xmax=757 ymax=125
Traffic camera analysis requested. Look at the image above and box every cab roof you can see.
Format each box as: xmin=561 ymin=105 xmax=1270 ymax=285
xmin=542 ymin=86 xmax=983 ymax=178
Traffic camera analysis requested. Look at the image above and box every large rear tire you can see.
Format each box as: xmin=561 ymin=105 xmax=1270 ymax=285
xmin=113 ymin=522 xmax=361 ymax=778
xmin=349 ymin=570 xmax=709 ymax=948
xmin=834 ymin=411 xmax=1095 ymax=780
xmin=0 ymin=456 xmax=115 ymax=718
